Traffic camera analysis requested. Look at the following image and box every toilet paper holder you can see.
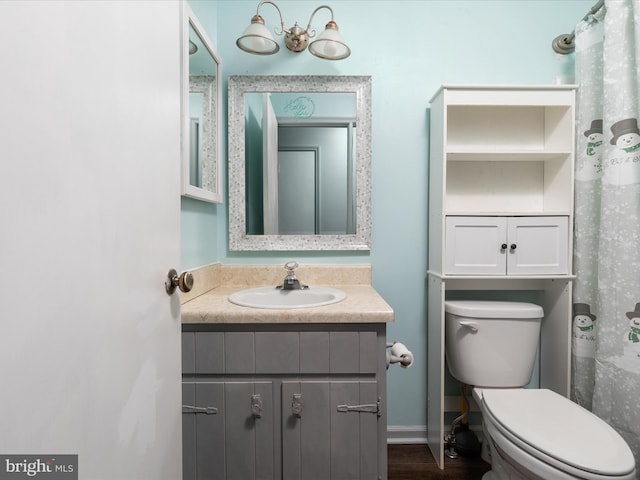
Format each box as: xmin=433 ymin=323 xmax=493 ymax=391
xmin=386 ymin=341 xmax=414 ymax=369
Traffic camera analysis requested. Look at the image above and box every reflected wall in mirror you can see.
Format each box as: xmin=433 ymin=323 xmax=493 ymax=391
xmin=181 ymin=4 xmax=222 ymax=203
xmin=228 ymin=76 xmax=372 ymax=251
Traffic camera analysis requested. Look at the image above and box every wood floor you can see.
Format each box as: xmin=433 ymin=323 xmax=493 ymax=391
xmin=388 ymin=444 xmax=491 ymax=480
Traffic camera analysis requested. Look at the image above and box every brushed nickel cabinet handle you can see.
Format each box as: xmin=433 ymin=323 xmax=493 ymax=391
xmin=292 ymin=393 xmax=304 ymax=417
xmin=251 ymin=394 xmax=263 ymax=418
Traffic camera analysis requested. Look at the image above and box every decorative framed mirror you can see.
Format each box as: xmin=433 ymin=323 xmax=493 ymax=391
xmin=181 ymin=3 xmax=222 ymax=203
xmin=228 ymin=75 xmax=372 ymax=251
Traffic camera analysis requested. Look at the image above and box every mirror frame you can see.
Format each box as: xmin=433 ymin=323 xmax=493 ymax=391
xmin=181 ymin=3 xmax=223 ymax=203
xmin=228 ymin=75 xmax=372 ymax=251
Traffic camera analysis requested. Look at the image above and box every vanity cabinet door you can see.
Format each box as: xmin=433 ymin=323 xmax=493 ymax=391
xmin=282 ymin=380 xmax=379 ymax=480
xmin=182 ymin=383 xmax=199 ymax=480
xmin=445 ymin=216 xmax=569 ymax=275
xmin=183 ymin=382 xmax=225 ymax=480
xmin=182 ymin=381 xmax=274 ymax=480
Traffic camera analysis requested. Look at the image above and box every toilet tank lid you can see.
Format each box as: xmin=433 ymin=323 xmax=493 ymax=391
xmin=444 ymin=300 xmax=544 ymax=318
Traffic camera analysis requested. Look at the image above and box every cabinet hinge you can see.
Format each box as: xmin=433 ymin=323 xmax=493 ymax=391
xmin=336 ymin=397 xmax=382 ymax=417
xmin=182 ymin=404 xmax=218 ymax=415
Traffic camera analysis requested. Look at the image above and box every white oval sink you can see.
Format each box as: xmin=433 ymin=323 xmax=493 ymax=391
xmin=228 ymin=286 xmax=346 ymax=309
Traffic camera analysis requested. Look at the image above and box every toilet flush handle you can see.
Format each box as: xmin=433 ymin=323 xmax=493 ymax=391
xmin=459 ymin=321 xmax=479 ymax=333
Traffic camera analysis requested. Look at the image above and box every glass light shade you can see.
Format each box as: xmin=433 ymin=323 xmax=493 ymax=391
xmin=309 ymin=22 xmax=350 ymax=60
xmin=236 ymin=18 xmax=280 ymax=55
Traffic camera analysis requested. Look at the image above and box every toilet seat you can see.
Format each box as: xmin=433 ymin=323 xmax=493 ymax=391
xmin=477 ymin=388 xmax=636 ymax=479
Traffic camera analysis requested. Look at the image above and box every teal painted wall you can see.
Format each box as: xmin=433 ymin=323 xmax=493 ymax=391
xmin=183 ymin=0 xmax=592 ymax=429
xmin=182 ymin=0 xmax=221 ymax=270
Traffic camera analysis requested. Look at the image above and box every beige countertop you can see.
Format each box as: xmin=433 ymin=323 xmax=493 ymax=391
xmin=180 ymin=264 xmax=394 ymax=324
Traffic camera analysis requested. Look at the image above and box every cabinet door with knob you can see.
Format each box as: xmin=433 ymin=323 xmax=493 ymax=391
xmin=445 ymin=216 xmax=569 ymax=275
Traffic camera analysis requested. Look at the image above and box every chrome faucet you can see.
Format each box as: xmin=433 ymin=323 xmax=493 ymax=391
xmin=277 ymin=261 xmax=308 ymax=290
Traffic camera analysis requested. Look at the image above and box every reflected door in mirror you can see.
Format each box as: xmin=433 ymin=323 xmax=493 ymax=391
xmin=189 ymin=93 xmax=203 ymax=188
xmin=278 ymin=149 xmax=317 ymax=234
xmin=275 ymin=126 xmax=355 ymax=235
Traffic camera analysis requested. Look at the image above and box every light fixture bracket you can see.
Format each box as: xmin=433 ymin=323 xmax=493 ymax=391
xmin=284 ymin=23 xmax=310 ymax=52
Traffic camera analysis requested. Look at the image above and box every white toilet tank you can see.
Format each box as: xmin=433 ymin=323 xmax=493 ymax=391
xmin=444 ymin=300 xmax=543 ymax=387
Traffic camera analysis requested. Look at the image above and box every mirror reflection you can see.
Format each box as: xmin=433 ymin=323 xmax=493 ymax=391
xmin=244 ymin=92 xmax=357 ymax=236
xmin=181 ymin=6 xmax=222 ymax=203
xmin=228 ymin=75 xmax=372 ymax=251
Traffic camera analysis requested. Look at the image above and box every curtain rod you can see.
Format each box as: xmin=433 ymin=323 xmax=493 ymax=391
xmin=552 ymin=0 xmax=605 ymax=54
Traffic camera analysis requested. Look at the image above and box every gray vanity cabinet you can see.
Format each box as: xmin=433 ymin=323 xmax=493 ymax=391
xmin=182 ymin=324 xmax=388 ymax=480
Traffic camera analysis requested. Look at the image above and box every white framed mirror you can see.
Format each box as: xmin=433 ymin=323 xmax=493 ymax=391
xmin=228 ymin=75 xmax=372 ymax=251
xmin=181 ymin=3 xmax=222 ymax=203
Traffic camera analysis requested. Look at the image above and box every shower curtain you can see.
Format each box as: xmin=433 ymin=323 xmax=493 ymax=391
xmin=572 ymin=0 xmax=640 ymax=473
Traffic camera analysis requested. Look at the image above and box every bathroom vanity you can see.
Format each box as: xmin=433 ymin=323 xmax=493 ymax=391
xmin=180 ymin=264 xmax=393 ymax=480
xmin=427 ymin=85 xmax=577 ymax=468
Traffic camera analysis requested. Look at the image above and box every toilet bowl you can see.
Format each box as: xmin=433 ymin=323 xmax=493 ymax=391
xmin=445 ymin=300 xmax=636 ymax=480
xmin=475 ymin=388 xmax=636 ymax=480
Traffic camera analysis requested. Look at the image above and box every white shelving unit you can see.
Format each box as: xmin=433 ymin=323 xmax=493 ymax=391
xmin=427 ymin=85 xmax=577 ymax=469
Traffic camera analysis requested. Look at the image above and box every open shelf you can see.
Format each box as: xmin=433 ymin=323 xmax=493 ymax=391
xmin=446 ymin=151 xmax=571 ymax=161
xmin=445 ymin=155 xmax=573 ymax=214
xmin=446 ymin=104 xmax=573 ymax=152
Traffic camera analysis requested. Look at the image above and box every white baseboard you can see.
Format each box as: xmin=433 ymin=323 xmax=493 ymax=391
xmin=386 ymin=425 xmax=428 ymax=444
xmin=386 ymin=423 xmax=484 ymax=444
xmin=387 ymin=396 xmax=483 ymax=444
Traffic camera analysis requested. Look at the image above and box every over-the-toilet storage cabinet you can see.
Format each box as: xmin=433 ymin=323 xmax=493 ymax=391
xmin=427 ymin=85 xmax=577 ymax=468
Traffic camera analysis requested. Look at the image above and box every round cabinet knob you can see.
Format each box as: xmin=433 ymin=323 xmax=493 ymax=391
xmin=165 ymin=269 xmax=194 ymax=295
xmin=510 ymin=244 xmax=517 ymax=250
xmin=501 ymin=243 xmax=508 ymax=250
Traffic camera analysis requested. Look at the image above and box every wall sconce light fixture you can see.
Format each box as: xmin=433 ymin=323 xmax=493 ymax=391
xmin=236 ymin=1 xmax=351 ymax=60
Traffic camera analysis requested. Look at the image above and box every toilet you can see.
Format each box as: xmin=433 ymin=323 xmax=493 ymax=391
xmin=444 ymin=300 xmax=637 ymax=480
